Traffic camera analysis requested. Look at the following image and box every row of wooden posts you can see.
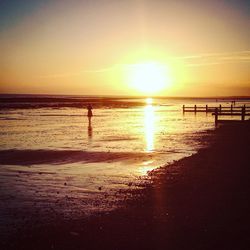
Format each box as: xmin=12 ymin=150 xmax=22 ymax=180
xmin=182 ymin=105 xmax=250 ymax=124
xmin=182 ymin=104 xmax=248 ymax=113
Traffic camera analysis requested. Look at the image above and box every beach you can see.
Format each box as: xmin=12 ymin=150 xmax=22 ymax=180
xmin=1 ymin=0 xmax=250 ymax=248
xmin=0 ymin=96 xmax=218 ymax=224
xmin=1 ymin=120 xmax=249 ymax=250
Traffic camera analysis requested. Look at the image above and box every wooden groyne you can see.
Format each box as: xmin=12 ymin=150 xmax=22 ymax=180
xmin=182 ymin=104 xmax=248 ymax=113
xmin=213 ymin=106 xmax=250 ymax=125
xmin=182 ymin=105 xmax=250 ymax=124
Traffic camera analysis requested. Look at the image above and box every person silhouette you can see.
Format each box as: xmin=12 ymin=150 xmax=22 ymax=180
xmin=87 ymin=104 xmax=93 ymax=127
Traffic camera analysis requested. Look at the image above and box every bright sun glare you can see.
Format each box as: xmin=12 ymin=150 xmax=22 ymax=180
xmin=127 ymin=62 xmax=171 ymax=94
xmin=146 ymin=97 xmax=153 ymax=104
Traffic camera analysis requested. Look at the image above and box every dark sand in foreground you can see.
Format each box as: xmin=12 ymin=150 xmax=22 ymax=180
xmin=1 ymin=122 xmax=250 ymax=250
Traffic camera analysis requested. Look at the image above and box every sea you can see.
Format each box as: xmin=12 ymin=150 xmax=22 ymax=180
xmin=0 ymin=95 xmax=249 ymax=226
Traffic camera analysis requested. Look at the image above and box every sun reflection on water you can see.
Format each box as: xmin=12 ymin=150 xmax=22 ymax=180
xmin=146 ymin=97 xmax=153 ymax=105
xmin=144 ymin=99 xmax=155 ymax=151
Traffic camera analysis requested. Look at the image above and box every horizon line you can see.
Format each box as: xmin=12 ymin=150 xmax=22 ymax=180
xmin=0 ymin=93 xmax=250 ymax=99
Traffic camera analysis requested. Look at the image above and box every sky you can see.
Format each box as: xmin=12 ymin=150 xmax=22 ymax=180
xmin=0 ymin=0 xmax=250 ymax=96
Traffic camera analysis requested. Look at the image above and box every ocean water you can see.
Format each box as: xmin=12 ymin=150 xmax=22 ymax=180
xmin=0 ymin=96 xmax=249 ymax=222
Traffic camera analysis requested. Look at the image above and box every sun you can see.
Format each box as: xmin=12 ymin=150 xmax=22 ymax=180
xmin=127 ymin=61 xmax=171 ymax=94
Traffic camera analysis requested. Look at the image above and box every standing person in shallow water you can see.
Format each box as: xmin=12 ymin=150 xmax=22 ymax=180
xmin=87 ymin=104 xmax=93 ymax=128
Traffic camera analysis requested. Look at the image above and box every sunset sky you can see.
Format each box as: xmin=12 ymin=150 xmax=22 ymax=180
xmin=0 ymin=0 xmax=249 ymax=96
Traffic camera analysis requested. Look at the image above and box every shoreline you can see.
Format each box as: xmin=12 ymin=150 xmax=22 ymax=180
xmin=1 ymin=122 xmax=250 ymax=250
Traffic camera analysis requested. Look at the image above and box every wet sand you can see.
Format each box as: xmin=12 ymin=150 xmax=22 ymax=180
xmin=1 ymin=122 xmax=250 ymax=250
xmin=0 ymin=149 xmax=156 ymax=165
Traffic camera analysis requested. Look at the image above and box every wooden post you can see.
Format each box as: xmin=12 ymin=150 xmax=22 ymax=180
xmin=194 ymin=105 xmax=197 ymax=113
xmin=219 ymin=104 xmax=222 ymax=112
xmin=206 ymin=105 xmax=208 ymax=113
xmin=241 ymin=106 xmax=245 ymax=121
xmin=231 ymin=104 xmax=233 ymax=113
xmin=183 ymin=105 xmax=185 ymax=113
xmin=215 ymin=108 xmax=218 ymax=125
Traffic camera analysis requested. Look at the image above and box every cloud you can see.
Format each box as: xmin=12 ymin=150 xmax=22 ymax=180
xmin=39 ymin=51 xmax=250 ymax=78
xmin=180 ymin=50 xmax=250 ymax=67
xmin=39 ymin=65 xmax=120 ymax=79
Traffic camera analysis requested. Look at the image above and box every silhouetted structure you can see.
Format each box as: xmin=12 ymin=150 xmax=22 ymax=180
xmin=182 ymin=104 xmax=249 ymax=125
xmin=212 ymin=105 xmax=248 ymax=125
xmin=182 ymin=104 xmax=249 ymax=114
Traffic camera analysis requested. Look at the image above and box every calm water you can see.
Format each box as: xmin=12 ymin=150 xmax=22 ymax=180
xmin=0 ymin=96 xmax=248 ymax=222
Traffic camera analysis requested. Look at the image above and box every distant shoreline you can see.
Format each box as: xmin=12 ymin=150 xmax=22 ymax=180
xmin=0 ymin=94 xmax=249 ymax=109
xmin=1 ymin=93 xmax=250 ymax=99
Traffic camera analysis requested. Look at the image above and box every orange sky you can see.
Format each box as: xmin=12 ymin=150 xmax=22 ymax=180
xmin=0 ymin=0 xmax=249 ymax=96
